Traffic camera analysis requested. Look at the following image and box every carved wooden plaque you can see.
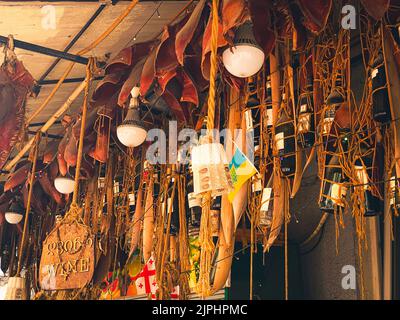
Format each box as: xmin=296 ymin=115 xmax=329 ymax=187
xmin=39 ymin=221 xmax=94 ymax=290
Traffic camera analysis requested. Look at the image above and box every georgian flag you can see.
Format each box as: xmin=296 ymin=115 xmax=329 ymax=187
xmin=131 ymin=256 xmax=179 ymax=299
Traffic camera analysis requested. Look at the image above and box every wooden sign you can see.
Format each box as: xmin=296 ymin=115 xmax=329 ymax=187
xmin=39 ymin=220 xmax=94 ymax=290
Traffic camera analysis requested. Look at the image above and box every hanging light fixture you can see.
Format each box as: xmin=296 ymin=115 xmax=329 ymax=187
xmin=117 ymin=86 xmax=147 ymax=148
xmin=222 ymin=21 xmax=265 ymax=78
xmin=5 ymin=200 xmax=24 ymax=225
xmin=54 ymin=175 xmax=75 ymax=194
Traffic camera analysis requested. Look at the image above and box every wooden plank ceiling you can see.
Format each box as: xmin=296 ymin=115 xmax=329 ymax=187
xmin=0 ymin=0 xmax=190 ymax=139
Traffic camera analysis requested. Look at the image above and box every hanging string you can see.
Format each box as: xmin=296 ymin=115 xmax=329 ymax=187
xmin=16 ymin=133 xmax=40 ymax=276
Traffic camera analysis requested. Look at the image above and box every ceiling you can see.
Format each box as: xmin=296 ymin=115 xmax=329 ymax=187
xmin=0 ymin=0 xmax=191 ymax=144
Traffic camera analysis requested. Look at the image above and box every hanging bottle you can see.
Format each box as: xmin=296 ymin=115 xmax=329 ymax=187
xmin=188 ymin=192 xmax=201 ymax=227
xmin=297 ymin=77 xmax=315 ymax=148
xmin=371 ymin=53 xmax=391 ymax=124
xmin=353 ymin=142 xmax=382 ymax=216
xmin=265 ymin=76 xmax=273 ymax=129
xmin=319 ymin=166 xmax=348 ymax=213
xmin=319 ymin=135 xmax=349 ymax=213
xmin=275 ymin=94 xmax=296 ymax=176
xmin=322 ymin=78 xmax=345 ymax=137
xmin=389 ymin=174 xmax=400 ymax=210
xmin=246 ymin=76 xmax=260 ymax=108
xmin=210 ymin=196 xmax=221 ymax=237
xmin=259 ymin=187 xmax=273 ymax=227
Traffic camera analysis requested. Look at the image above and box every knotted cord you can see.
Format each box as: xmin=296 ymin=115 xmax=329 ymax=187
xmin=197 ymin=0 xmax=219 ymax=298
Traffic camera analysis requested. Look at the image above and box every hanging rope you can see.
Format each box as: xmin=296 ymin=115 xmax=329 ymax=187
xmin=66 ymin=57 xmax=93 ymax=220
xmin=16 ymin=133 xmax=40 ymax=276
xmin=197 ymin=0 xmax=219 ymax=298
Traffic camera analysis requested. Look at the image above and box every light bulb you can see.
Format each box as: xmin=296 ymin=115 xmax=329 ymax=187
xmin=54 ymin=176 xmax=75 ymax=194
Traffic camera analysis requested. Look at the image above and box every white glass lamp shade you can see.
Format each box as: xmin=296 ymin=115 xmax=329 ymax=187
xmin=222 ymin=21 xmax=265 ymax=78
xmin=5 ymin=212 xmax=23 ymax=224
xmin=116 ymin=123 xmax=147 ymax=148
xmin=223 ymin=45 xmax=265 ymax=78
xmin=54 ymin=176 xmax=75 ymax=194
xmin=117 ymin=99 xmax=147 ymax=148
xmin=5 ymin=201 xmax=24 ymax=224
xmin=191 ymin=143 xmax=233 ymax=196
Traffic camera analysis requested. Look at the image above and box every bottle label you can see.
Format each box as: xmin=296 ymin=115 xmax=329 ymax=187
xmin=98 ymin=177 xmax=105 ymax=189
xmin=252 ymin=175 xmax=262 ymax=192
xmin=261 ymin=187 xmax=272 ymax=212
xmin=322 ymin=117 xmax=334 ymax=135
xmin=331 ymin=183 xmax=347 ymax=205
xmin=167 ymin=198 xmax=173 ymax=213
xmin=354 ymin=165 xmax=368 ymax=190
xmin=390 ymin=176 xmax=397 ymax=206
xmin=128 ymin=193 xmax=135 ymax=206
xmin=245 ymin=109 xmax=253 ymax=131
xmin=113 ymin=181 xmax=120 ymax=194
xmin=266 ymin=108 xmax=273 ymax=127
xmin=300 ymin=103 xmax=308 ymax=113
xmin=188 ymin=192 xmax=202 ymax=208
xmin=298 ymin=113 xmax=311 ymax=134
xmin=275 ymin=132 xmax=285 ymax=151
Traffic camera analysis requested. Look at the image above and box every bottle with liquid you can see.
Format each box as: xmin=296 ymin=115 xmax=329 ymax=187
xmin=389 ymin=174 xmax=400 ymax=210
xmin=319 ymin=166 xmax=348 ymax=213
xmin=354 ymin=142 xmax=382 ymax=216
xmin=259 ymin=187 xmax=273 ymax=227
xmin=275 ymin=95 xmax=296 ymax=176
xmin=371 ymin=53 xmax=391 ymax=124
xmin=297 ymin=79 xmax=315 ymax=148
xmin=265 ymin=76 xmax=273 ymax=129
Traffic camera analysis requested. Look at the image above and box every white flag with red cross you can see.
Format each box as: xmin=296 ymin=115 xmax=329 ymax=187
xmin=132 ymin=256 xmax=179 ymax=299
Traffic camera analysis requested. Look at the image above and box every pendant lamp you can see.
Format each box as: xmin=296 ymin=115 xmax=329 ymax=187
xmin=117 ymin=86 xmax=147 ymax=148
xmin=5 ymin=200 xmax=24 ymax=225
xmin=54 ymin=175 xmax=75 ymax=194
xmin=222 ymin=21 xmax=265 ymax=78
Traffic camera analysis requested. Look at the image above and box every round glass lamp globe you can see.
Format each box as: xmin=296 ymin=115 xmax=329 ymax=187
xmin=116 ymin=124 xmax=147 ymax=148
xmin=222 ymin=45 xmax=265 ymax=78
xmin=54 ymin=176 xmax=75 ymax=194
xmin=5 ymin=212 xmax=23 ymax=224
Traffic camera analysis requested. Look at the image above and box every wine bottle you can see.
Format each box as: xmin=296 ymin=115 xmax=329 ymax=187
xmin=247 ymin=77 xmax=260 ymax=108
xmin=389 ymin=175 xmax=400 ymax=210
xmin=371 ymin=53 xmax=391 ymax=123
xmin=354 ymin=142 xmax=382 ymax=216
xmin=275 ymin=95 xmax=296 ymax=176
xmin=188 ymin=192 xmax=201 ymax=227
xmin=210 ymin=196 xmax=221 ymax=237
xmin=297 ymin=79 xmax=315 ymax=148
xmin=319 ymin=166 xmax=348 ymax=213
xmin=260 ymin=187 xmax=273 ymax=227
xmin=265 ymin=76 xmax=273 ymax=128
